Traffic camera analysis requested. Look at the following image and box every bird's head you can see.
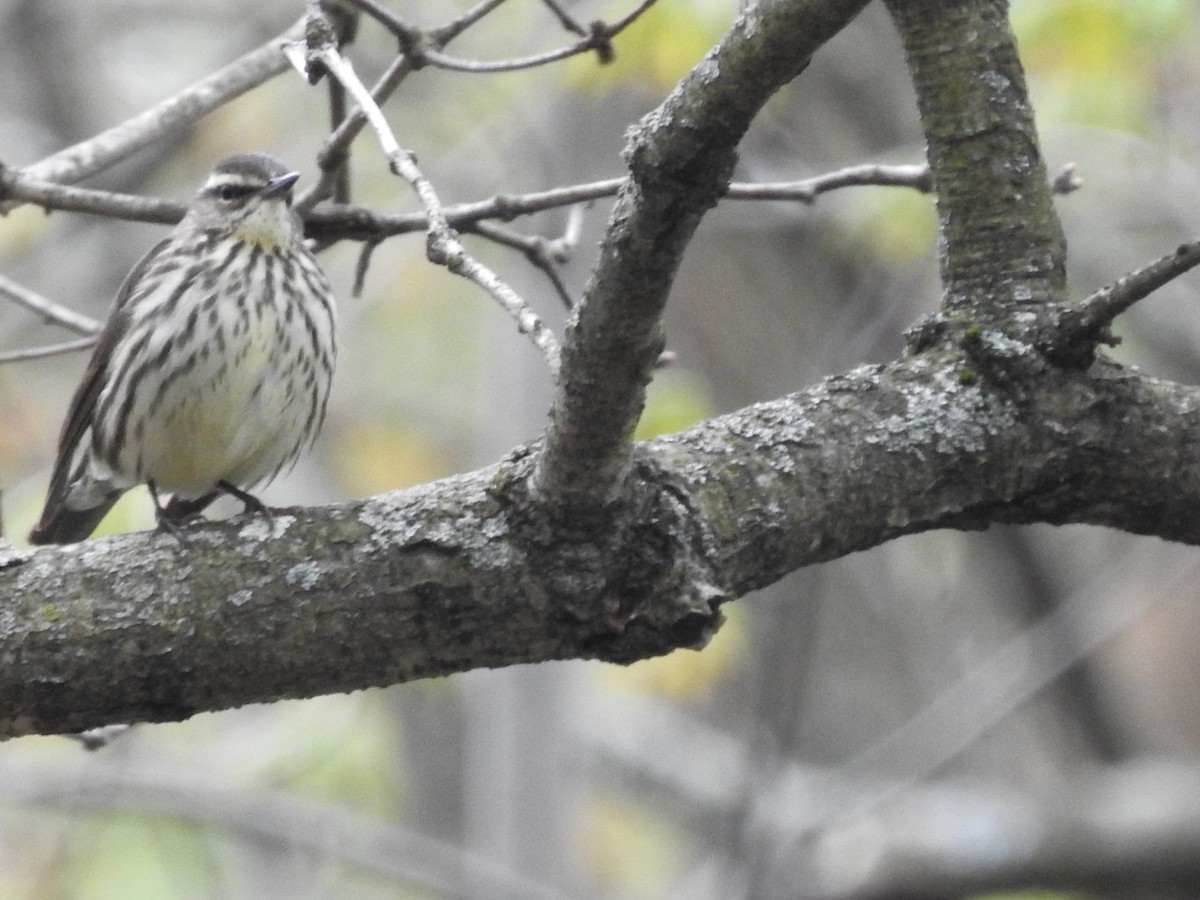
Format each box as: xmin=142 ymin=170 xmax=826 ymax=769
xmin=190 ymin=152 xmax=301 ymax=250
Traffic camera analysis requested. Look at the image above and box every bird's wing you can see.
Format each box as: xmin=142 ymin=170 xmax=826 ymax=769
xmin=36 ymin=237 xmax=174 ymax=519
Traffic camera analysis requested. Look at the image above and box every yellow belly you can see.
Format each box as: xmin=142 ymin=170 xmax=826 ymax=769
xmin=136 ymin=313 xmax=309 ymax=498
xmin=93 ymin=238 xmax=335 ymax=501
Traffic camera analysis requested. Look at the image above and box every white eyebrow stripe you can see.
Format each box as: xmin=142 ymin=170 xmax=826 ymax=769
xmin=202 ymin=173 xmax=261 ymax=191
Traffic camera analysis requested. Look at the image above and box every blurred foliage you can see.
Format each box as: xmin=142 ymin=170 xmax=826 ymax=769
xmin=569 ymin=0 xmax=731 ymax=94
xmin=1011 ymin=0 xmax=1198 ymax=129
xmin=583 ymin=796 xmax=691 ymax=899
xmin=0 ymin=205 xmax=53 ymax=263
xmin=60 ymin=814 xmax=219 ymax=900
xmin=330 ymin=419 xmax=451 ymax=495
xmin=841 ymin=185 xmax=939 ymax=267
xmin=252 ymin=693 xmax=404 ymax=817
xmin=633 ymin=366 xmax=714 ymax=441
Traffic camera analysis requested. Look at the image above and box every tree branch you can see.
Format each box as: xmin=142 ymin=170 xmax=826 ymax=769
xmin=534 ymin=0 xmax=874 ymax=515
xmin=298 ymin=34 xmax=561 ymax=370
xmin=1055 ymin=237 xmax=1200 ymax=349
xmin=0 ymin=273 xmax=100 ymax=335
xmin=0 ymin=171 xmax=185 ymax=224
xmin=0 ymin=336 xmax=97 ymax=364
xmin=3 ymin=18 xmax=303 ymax=193
xmin=7 ymin=343 xmax=1200 ymax=737
xmin=885 ymin=0 xmax=1067 ymax=314
xmin=297 ymin=0 xmax=515 ymax=209
xmin=3 ymin=164 xmax=938 ymax=238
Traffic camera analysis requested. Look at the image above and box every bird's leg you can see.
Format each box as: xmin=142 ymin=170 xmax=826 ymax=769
xmin=162 ymin=490 xmax=219 ymax=522
xmin=217 ymin=480 xmax=274 ymax=525
xmin=148 ymin=480 xmax=191 ymax=546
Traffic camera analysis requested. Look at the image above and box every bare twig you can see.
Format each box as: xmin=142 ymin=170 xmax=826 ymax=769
xmin=540 ymin=0 xmax=589 ymax=36
xmin=468 ymin=220 xmax=577 ymax=309
xmin=0 ymin=171 xmax=184 ymax=224
xmin=300 ymin=0 xmax=514 ymax=211
xmin=554 ymin=205 xmax=587 ymax=263
xmin=418 ymin=38 xmax=600 ymax=74
xmin=1061 ymin=238 xmax=1200 ymax=345
xmin=7 ymin=18 xmax=304 ymax=192
xmin=429 ymin=0 xmax=512 ymax=44
xmin=731 ymin=163 xmax=931 ymax=201
xmin=304 ymin=179 xmax=624 ymax=243
xmin=296 ymin=37 xmax=562 ymax=372
xmin=303 ymin=160 xmax=1080 ymax=243
xmin=352 ymin=238 xmax=382 ymax=298
xmin=416 ymin=0 xmax=657 ymax=73
xmin=326 ymin=78 xmax=352 ymax=206
xmin=297 ymin=54 xmax=417 ymax=211
xmin=467 ymin=207 xmax=585 ymax=309
xmin=0 ymin=274 xmax=101 ymax=335
xmin=728 ymin=161 xmax=1079 ymax=203
xmin=3 ymin=161 xmax=962 ymax=241
xmin=0 ymin=337 xmax=97 ymax=365
xmin=340 ymin=0 xmax=421 ymax=49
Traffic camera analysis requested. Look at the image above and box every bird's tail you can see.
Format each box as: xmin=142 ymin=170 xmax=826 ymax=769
xmin=28 ymin=493 xmax=121 ymax=545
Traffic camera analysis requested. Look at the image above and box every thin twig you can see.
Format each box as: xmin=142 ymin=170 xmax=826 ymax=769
xmin=549 ymin=204 xmax=586 ymax=264
xmin=430 ymin=0 xmax=512 ymax=44
xmin=540 ymin=0 xmax=589 ymax=36
xmin=0 ymin=274 xmax=101 ymax=335
xmin=352 ymin=238 xmax=382 ymax=298
xmin=468 ymin=206 xmax=587 ymax=309
xmin=297 ymin=37 xmax=562 ymax=373
xmin=468 ymin=220 xmax=577 ymax=309
xmin=0 ymin=171 xmax=184 ymax=223
xmin=299 ymin=0 xmax=513 ymax=211
xmin=5 ymin=158 xmax=1011 ymax=244
xmin=731 ymin=163 xmax=932 ymax=201
xmin=727 ymin=162 xmax=1075 ymax=201
xmin=326 ymin=77 xmax=352 ymax=206
xmin=0 ymin=336 xmax=97 ymax=364
xmin=417 ymin=0 xmax=657 ymax=73
xmin=340 ymin=0 xmax=421 ymax=47
xmin=605 ymin=0 xmax=661 ymax=35
xmin=1065 ymin=238 xmax=1200 ymax=342
xmin=296 ymin=55 xmax=417 ymax=212
xmin=418 ymin=43 xmax=591 ymax=75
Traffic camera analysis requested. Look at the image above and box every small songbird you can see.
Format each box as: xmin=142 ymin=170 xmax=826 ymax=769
xmin=29 ymin=152 xmax=337 ymax=544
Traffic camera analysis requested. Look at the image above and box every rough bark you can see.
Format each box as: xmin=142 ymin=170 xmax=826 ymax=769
xmin=5 ymin=344 xmax=1200 ymax=736
xmin=535 ymin=0 xmax=872 ymax=513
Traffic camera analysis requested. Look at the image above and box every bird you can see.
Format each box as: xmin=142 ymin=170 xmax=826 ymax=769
xmin=29 ymin=152 xmax=337 ymax=545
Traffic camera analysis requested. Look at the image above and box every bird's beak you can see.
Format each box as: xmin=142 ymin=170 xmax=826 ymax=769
xmin=259 ymin=172 xmax=300 ymax=201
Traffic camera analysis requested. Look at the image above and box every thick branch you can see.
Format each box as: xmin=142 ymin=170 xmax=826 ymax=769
xmin=885 ymin=0 xmax=1067 ymax=313
xmin=534 ymin=0 xmax=873 ymax=515
xmin=5 ymin=348 xmax=1200 ymax=737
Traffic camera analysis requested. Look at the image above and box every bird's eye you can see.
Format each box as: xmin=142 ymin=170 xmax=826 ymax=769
xmin=213 ymin=183 xmax=252 ymax=202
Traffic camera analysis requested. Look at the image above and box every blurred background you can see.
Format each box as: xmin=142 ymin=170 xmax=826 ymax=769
xmin=2 ymin=0 xmax=1200 ymax=897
